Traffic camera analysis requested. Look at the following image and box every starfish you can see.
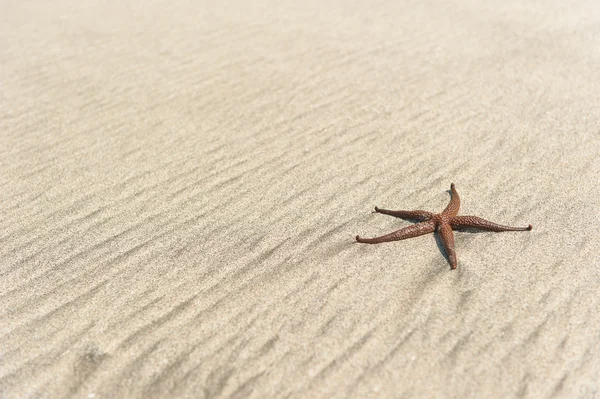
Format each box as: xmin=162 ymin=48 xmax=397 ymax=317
xmin=355 ymin=183 xmax=532 ymax=269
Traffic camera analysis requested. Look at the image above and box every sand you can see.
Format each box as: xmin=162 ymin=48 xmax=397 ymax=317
xmin=1 ymin=0 xmax=600 ymax=397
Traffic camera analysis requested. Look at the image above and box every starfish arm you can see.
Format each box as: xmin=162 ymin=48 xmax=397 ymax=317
xmin=438 ymin=223 xmax=457 ymax=269
xmin=374 ymin=207 xmax=433 ymax=221
xmin=450 ymin=216 xmax=533 ymax=232
xmin=442 ymin=183 xmax=460 ymax=218
xmin=356 ymin=220 xmax=435 ymax=244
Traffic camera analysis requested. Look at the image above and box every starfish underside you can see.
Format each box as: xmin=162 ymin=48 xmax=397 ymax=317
xmin=355 ymin=184 xmax=532 ymax=269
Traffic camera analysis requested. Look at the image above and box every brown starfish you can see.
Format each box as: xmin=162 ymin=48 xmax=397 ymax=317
xmin=355 ymin=183 xmax=532 ymax=269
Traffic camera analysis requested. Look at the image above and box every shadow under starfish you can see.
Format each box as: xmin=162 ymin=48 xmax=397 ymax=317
xmin=355 ymin=183 xmax=532 ymax=270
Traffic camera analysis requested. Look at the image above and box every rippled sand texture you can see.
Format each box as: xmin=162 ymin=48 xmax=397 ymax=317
xmin=1 ymin=0 xmax=600 ymax=398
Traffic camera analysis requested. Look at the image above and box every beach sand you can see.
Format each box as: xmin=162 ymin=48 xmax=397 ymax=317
xmin=1 ymin=0 xmax=600 ymax=397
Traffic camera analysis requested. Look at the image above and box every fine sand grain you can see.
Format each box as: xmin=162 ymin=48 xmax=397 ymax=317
xmin=1 ymin=0 xmax=600 ymax=398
